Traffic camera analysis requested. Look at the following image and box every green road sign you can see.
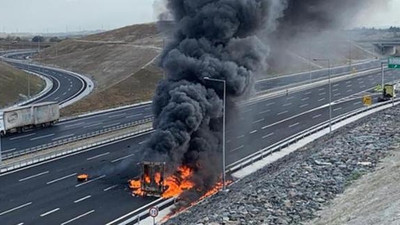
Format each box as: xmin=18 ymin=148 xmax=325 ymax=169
xmin=388 ymin=57 xmax=400 ymax=69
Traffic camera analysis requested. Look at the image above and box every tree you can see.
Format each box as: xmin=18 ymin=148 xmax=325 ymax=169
xmin=32 ymin=36 xmax=45 ymax=43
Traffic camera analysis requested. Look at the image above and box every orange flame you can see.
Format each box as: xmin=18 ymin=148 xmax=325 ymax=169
xmin=129 ymin=166 xmax=195 ymax=198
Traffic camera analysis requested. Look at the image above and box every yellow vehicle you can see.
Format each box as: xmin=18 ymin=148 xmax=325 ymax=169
xmin=378 ymin=84 xmax=396 ymax=102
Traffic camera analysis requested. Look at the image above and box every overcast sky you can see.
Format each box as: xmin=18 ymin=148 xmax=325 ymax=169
xmin=0 ymin=0 xmax=399 ymax=34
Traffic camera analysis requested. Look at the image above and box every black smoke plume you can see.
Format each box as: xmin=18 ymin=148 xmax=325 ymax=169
xmin=142 ymin=0 xmax=272 ymax=197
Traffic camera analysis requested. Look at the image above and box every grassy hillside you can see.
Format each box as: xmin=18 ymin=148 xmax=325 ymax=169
xmin=35 ymin=22 xmax=377 ymax=116
xmin=0 ymin=62 xmax=45 ymax=108
xmin=35 ymin=23 xmax=163 ymax=116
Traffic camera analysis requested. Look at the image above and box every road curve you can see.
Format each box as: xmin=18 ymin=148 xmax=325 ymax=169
xmin=1 ymin=66 xmax=399 ymax=225
xmin=1 ymin=57 xmax=383 ymax=158
xmin=1 ymin=50 xmax=92 ymax=107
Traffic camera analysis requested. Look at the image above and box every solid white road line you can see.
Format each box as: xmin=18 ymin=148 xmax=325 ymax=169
xmin=3 ymin=148 xmax=16 ymax=153
xmin=52 ymin=134 xmax=75 ymax=141
xmin=250 ymin=130 xmax=258 ymax=134
xmin=84 ymin=122 xmax=102 ymax=128
xmin=75 ymin=175 xmax=106 ymax=187
xmin=30 ymin=134 xmax=55 ymax=141
xmin=104 ymin=185 xmax=118 ymax=192
xmin=74 ymin=195 xmax=91 ymax=203
xmin=46 ymin=173 xmax=77 ymax=185
xmin=0 ymin=202 xmax=32 ymax=216
xmin=289 ymin=122 xmax=300 ymax=128
xmin=60 ymin=210 xmax=95 ymax=225
xmin=10 ymin=133 xmax=36 ymax=141
xmin=111 ymin=154 xmax=135 ymax=163
xmin=0 ymin=131 xmax=154 ymax=178
xmin=87 ymin=152 xmax=110 ymax=161
xmin=252 ymin=119 xmax=264 ymax=124
xmin=19 ymin=171 xmax=49 ymax=182
xmin=231 ymin=145 xmax=244 ymax=153
xmin=16 ymin=223 xmax=24 ymax=225
xmin=103 ymin=123 xmax=121 ymax=129
xmin=312 ymin=114 xmax=322 ymax=119
xmin=262 ymin=133 xmax=274 ymax=139
xmin=40 ymin=208 xmax=60 ymax=217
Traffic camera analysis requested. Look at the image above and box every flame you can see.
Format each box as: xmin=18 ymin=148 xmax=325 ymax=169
xmin=129 ymin=166 xmax=195 ymax=198
xmin=144 ymin=173 xmax=151 ymax=184
xmin=160 ymin=180 xmax=232 ymax=223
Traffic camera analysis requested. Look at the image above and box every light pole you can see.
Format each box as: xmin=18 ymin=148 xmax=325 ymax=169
xmin=313 ymin=58 xmax=332 ymax=133
xmin=204 ymin=77 xmax=227 ymax=190
xmin=381 ymin=60 xmax=386 ymax=94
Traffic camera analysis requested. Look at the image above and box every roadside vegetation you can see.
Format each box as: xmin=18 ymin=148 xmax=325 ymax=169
xmin=33 ymin=23 xmax=377 ymax=116
xmin=0 ymin=61 xmax=45 ymax=108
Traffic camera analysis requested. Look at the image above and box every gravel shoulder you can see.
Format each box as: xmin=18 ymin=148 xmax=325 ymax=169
xmin=309 ymin=145 xmax=400 ymax=225
xmin=165 ymin=105 xmax=400 ymax=225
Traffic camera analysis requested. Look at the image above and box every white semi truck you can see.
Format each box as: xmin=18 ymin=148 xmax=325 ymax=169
xmin=0 ymin=102 xmax=59 ymax=136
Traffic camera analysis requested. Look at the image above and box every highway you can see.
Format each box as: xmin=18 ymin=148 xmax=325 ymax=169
xmin=0 ymin=53 xmax=383 ymax=158
xmin=1 ymin=51 xmax=88 ymax=107
xmin=1 ymin=66 xmax=399 ymax=225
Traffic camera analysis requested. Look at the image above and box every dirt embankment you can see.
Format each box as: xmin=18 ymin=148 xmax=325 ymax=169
xmin=0 ymin=61 xmax=45 ymax=108
xmin=34 ymin=23 xmax=376 ymax=116
xmin=35 ymin=23 xmax=164 ymax=116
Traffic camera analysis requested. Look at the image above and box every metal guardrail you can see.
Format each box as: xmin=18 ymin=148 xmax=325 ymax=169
xmin=3 ymin=117 xmax=153 ymax=160
xmin=226 ymin=99 xmax=398 ymax=173
xmin=112 ymin=99 xmax=400 ymax=225
xmin=0 ymin=126 xmax=154 ymax=173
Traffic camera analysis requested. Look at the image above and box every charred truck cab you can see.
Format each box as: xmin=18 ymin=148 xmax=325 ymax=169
xmin=140 ymin=162 xmax=166 ymax=197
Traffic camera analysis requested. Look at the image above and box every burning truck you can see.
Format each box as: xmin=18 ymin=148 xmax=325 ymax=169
xmin=129 ymin=162 xmax=196 ymax=198
xmin=129 ymin=162 xmax=167 ymax=197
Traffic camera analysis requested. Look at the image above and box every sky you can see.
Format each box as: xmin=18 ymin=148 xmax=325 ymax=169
xmin=0 ymin=0 xmax=399 ymax=34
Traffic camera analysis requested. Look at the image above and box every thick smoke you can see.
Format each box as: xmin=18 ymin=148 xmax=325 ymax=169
xmin=275 ymin=0 xmax=385 ymax=35
xmin=143 ymin=0 xmax=273 ymax=197
xmin=141 ymin=0 xmax=385 ymax=199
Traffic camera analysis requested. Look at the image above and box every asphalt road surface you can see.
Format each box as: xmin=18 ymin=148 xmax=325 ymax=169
xmin=2 ymin=51 xmax=86 ymax=106
xmin=1 ymin=68 xmax=399 ymax=225
xmin=1 ymin=56 xmax=382 ymax=157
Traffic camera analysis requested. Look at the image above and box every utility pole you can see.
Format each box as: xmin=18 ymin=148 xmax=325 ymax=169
xmin=204 ymin=77 xmax=227 ymax=190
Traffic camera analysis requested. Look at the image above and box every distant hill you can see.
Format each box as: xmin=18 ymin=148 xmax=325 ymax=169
xmin=0 ymin=61 xmax=44 ymax=108
xmin=35 ymin=22 xmax=164 ymax=116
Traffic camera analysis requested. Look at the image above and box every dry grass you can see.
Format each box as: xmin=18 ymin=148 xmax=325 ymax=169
xmin=34 ymin=23 xmax=164 ymax=116
xmin=0 ymin=61 xmax=45 ymax=108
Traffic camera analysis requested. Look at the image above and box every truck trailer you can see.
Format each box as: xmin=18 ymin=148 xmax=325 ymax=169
xmin=0 ymin=102 xmax=59 ymax=136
